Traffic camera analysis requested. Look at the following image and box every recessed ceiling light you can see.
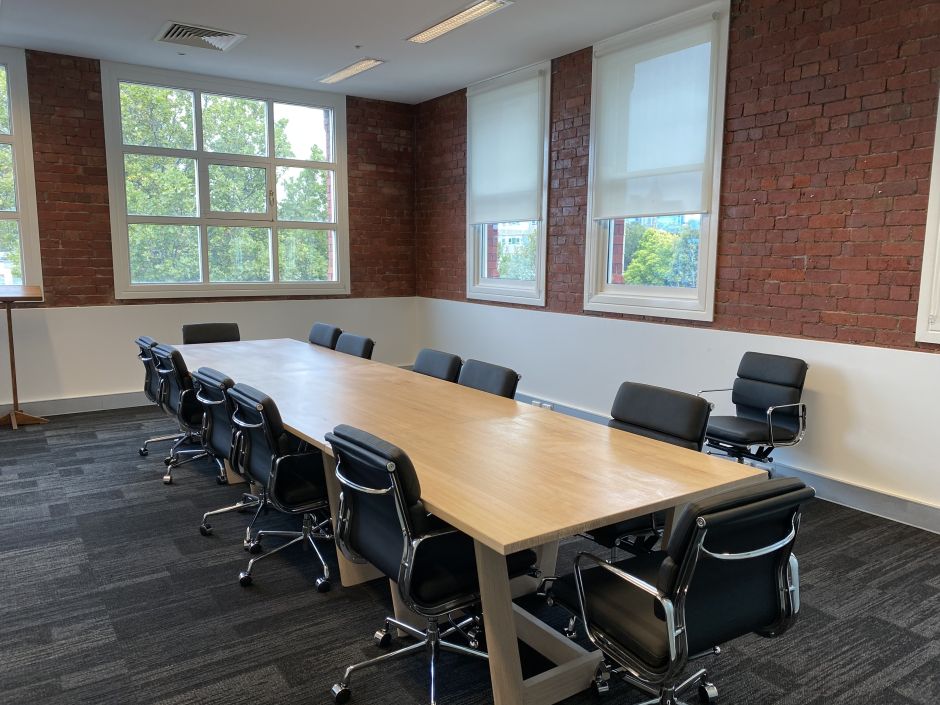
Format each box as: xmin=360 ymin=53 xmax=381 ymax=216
xmin=319 ymin=58 xmax=385 ymax=84
xmin=407 ymin=0 xmax=513 ymax=44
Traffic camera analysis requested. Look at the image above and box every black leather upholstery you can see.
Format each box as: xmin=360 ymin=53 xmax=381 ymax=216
xmin=413 ymin=348 xmax=462 ymax=382
xmin=335 ymin=333 xmax=375 ymax=360
xmin=609 ymin=382 xmax=711 ymax=451
xmin=151 ymin=344 xmax=202 ymax=429
xmin=457 ymin=359 xmax=520 ymax=399
xmin=191 ymin=367 xmax=235 ymax=462
xmin=135 ymin=336 xmax=161 ymax=405
xmin=181 ymin=322 xmax=240 ymax=345
xmin=707 ymin=352 xmax=808 ymax=448
xmin=326 ymin=424 xmax=536 ymax=613
xmin=308 ymin=322 xmax=342 ymax=349
xmin=226 ymin=383 xmax=324 ymax=511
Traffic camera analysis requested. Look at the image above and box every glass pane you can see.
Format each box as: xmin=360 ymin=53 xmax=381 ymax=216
xmin=208 ymin=164 xmax=267 ymax=213
xmin=119 ymin=82 xmax=195 ymax=150
xmin=278 ymin=229 xmax=334 ymax=282
xmin=273 ymin=103 xmax=331 ymax=161
xmin=0 ymin=144 xmax=16 ymax=211
xmin=479 ymin=221 xmax=538 ymax=281
xmin=0 ymin=65 xmax=10 ymax=135
xmin=0 ymin=220 xmax=22 ymax=284
xmin=124 ymin=154 xmax=196 ymax=217
xmin=202 ymin=94 xmax=267 ymax=156
xmin=606 ymin=215 xmax=701 ymax=288
xmin=276 ymin=167 xmax=332 ymax=222
xmin=128 ymin=224 xmax=201 ymax=284
xmin=208 ymin=226 xmax=272 ymax=282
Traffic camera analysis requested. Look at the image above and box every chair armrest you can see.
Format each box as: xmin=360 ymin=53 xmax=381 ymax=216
xmin=573 ymin=552 xmax=680 ymax=663
xmin=698 ymin=387 xmax=732 ymax=397
xmin=766 ymin=402 xmax=807 ymax=447
xmin=788 ymin=553 xmax=800 ymax=615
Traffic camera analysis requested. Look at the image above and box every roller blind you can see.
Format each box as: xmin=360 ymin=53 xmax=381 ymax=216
xmin=593 ymin=21 xmax=718 ymax=220
xmin=467 ymin=68 xmax=546 ymax=225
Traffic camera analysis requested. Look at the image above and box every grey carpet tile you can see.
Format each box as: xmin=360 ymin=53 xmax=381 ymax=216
xmin=0 ymin=406 xmax=938 ymax=705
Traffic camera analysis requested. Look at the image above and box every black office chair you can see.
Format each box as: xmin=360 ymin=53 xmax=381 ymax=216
xmin=181 ymin=322 xmax=240 ymax=344
xmin=151 ymin=344 xmax=208 ymax=484
xmin=325 ymin=425 xmax=538 ymax=704
xmin=228 ymin=383 xmax=333 ymax=592
xmin=586 ymin=382 xmax=713 ymax=558
xmin=546 ymin=478 xmax=814 ymax=702
xmin=309 ymin=322 xmax=342 ymax=349
xmin=335 ymin=332 xmax=375 ymax=360
xmin=412 ymin=348 xmax=462 ymax=382
xmin=192 ymin=367 xmax=262 ymax=536
xmin=456 ymin=359 xmax=520 ymax=398
xmin=701 ymin=352 xmax=808 ymax=466
xmin=134 ymin=336 xmax=180 ymax=457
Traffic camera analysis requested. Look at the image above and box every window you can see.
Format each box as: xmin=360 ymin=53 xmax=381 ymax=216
xmin=583 ymin=2 xmax=729 ymax=320
xmin=466 ymin=63 xmax=550 ymax=305
xmin=915 ymin=83 xmax=940 ymax=343
xmin=0 ymin=47 xmax=41 ymax=289
xmin=101 ymin=63 xmax=349 ymax=298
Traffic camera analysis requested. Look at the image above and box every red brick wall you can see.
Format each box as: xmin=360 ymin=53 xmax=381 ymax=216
xmin=414 ymin=0 xmax=940 ymax=352
xmin=25 ymin=51 xmax=417 ymax=305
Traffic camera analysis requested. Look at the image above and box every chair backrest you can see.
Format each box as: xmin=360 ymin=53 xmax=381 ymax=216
xmin=659 ymin=477 xmax=815 ymax=656
xmin=457 ymin=359 xmax=520 ymax=398
xmin=609 ymin=382 xmax=711 ymax=451
xmin=325 ymin=425 xmax=430 ymax=583
xmin=181 ymin=322 xmax=240 ymax=345
xmin=732 ymin=352 xmax=808 ymax=433
xmin=135 ymin=336 xmax=161 ymax=405
xmin=226 ymin=383 xmax=289 ymax=488
xmin=308 ymin=322 xmax=342 ymax=349
xmin=413 ymin=348 xmax=462 ymax=382
xmin=151 ymin=343 xmax=192 ymax=416
xmin=192 ymin=367 xmax=235 ymax=460
xmin=335 ymin=332 xmax=375 ymax=360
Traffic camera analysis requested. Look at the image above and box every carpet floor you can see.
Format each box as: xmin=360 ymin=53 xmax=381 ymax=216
xmin=0 ymin=406 xmax=938 ymax=705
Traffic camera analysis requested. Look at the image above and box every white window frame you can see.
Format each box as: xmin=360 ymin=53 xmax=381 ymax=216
xmin=583 ymin=2 xmax=729 ymax=321
xmin=0 ymin=47 xmax=43 ymax=292
xmin=915 ymin=84 xmax=940 ymax=344
xmin=466 ymin=63 xmax=550 ymax=306
xmin=101 ymin=62 xmax=350 ymax=299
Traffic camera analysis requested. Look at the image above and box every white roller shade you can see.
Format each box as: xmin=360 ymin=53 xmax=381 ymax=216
xmin=467 ymin=68 xmax=546 ymax=225
xmin=593 ymin=22 xmax=718 ymax=220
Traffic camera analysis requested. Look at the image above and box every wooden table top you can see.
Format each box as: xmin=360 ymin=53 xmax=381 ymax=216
xmin=0 ymin=285 xmax=42 ymax=303
xmin=177 ymin=338 xmax=763 ymax=554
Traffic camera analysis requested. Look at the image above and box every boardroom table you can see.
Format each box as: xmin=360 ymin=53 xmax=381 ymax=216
xmin=177 ymin=338 xmax=763 ymax=705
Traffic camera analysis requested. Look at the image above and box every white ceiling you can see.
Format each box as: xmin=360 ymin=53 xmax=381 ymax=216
xmin=0 ymin=0 xmax=708 ymax=104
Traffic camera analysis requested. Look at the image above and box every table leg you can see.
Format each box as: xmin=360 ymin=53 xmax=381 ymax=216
xmin=321 ymin=453 xmax=383 ymax=587
xmin=474 ymin=540 xmax=525 ymax=705
xmin=1 ymin=301 xmax=47 ymax=429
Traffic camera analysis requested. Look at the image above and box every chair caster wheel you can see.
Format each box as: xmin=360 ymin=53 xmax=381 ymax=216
xmin=247 ymin=540 xmax=262 ymax=554
xmin=199 ymin=523 xmax=212 ymax=536
xmin=139 ymin=447 xmax=148 ymax=457
xmin=374 ymin=629 xmax=391 ymax=648
xmin=316 ymin=577 xmax=331 ymax=593
xmin=591 ymin=679 xmax=610 ymax=696
xmin=331 ymin=684 xmax=351 ymax=704
xmin=216 ymin=475 xmax=227 ymax=485
xmin=162 ymin=474 xmax=172 ymax=485
xmin=698 ymin=681 xmax=718 ymax=704
xmin=238 ymin=571 xmax=252 ymax=587
xmin=163 ymin=457 xmax=173 ymax=466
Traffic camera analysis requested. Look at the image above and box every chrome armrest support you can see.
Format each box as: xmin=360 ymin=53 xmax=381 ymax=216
xmin=574 ymin=552 xmax=679 ymax=663
xmin=194 ymin=389 xmax=224 ymax=406
xmin=698 ymin=387 xmax=732 ymax=397
xmin=766 ymin=402 xmax=807 ymax=447
xmin=788 ymin=553 xmax=800 ymax=615
xmin=699 ymin=514 xmax=798 ymax=560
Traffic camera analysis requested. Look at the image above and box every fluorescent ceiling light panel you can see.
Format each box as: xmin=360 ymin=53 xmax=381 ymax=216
xmin=407 ymin=0 xmax=513 ymax=43
xmin=320 ymin=58 xmax=385 ymax=84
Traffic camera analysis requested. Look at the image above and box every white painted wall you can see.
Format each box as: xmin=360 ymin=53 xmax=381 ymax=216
xmin=0 ymin=297 xmax=420 ymax=408
xmin=416 ymin=297 xmax=940 ymax=510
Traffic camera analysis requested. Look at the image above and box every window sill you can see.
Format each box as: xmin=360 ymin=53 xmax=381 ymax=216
xmin=467 ymin=284 xmax=545 ymax=307
xmin=115 ymin=282 xmax=351 ymax=300
xmin=584 ymin=291 xmax=714 ymax=321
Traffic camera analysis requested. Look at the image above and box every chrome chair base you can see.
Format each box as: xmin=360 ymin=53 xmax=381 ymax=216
xmin=331 ymin=615 xmax=487 ymax=704
xmin=162 ymin=432 xmax=208 ymax=484
xmin=239 ymin=511 xmax=333 ymax=591
xmin=604 ymin=665 xmax=717 ymax=705
xmin=138 ymin=432 xmax=181 ymax=457
xmin=199 ymin=492 xmax=261 ymax=536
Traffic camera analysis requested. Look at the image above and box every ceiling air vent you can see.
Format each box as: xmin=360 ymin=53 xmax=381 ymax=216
xmin=156 ymin=22 xmax=246 ymax=52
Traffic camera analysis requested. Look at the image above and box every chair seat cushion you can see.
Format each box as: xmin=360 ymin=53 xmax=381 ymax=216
xmin=706 ymin=415 xmax=796 ymax=446
xmin=552 ymin=552 xmax=670 ymax=669
xmin=587 ymin=511 xmax=666 ymax=549
xmin=272 ymin=452 xmax=327 ymax=508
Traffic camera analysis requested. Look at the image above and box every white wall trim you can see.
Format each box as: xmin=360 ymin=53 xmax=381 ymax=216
xmin=915 ymin=81 xmax=940 ymax=343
